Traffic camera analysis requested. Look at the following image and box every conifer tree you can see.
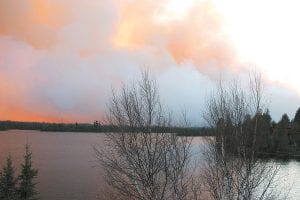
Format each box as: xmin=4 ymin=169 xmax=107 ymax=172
xmin=18 ymin=145 xmax=38 ymax=200
xmin=275 ymin=114 xmax=290 ymax=151
xmin=0 ymin=156 xmax=17 ymax=200
xmin=292 ymin=108 xmax=300 ymax=146
xmin=293 ymin=108 xmax=300 ymax=134
xmin=294 ymin=107 xmax=300 ymax=124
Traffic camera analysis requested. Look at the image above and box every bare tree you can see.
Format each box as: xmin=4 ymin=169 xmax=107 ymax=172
xmin=95 ymin=71 xmax=194 ymax=200
xmin=202 ymin=72 xmax=284 ymax=200
xmin=180 ymin=108 xmax=191 ymax=128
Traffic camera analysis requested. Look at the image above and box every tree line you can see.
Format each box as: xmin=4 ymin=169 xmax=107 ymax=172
xmin=0 ymin=121 xmax=212 ymax=136
xmin=270 ymin=108 xmax=300 ymax=155
xmin=211 ymin=106 xmax=300 ymax=158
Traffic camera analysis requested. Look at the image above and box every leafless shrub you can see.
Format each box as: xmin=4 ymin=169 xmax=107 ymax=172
xmin=95 ymin=71 xmax=194 ymax=200
xmin=202 ymin=72 xmax=285 ymax=200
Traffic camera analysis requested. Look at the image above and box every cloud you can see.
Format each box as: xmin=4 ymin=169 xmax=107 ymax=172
xmin=0 ymin=0 xmax=67 ymax=48
xmin=113 ymin=0 xmax=237 ymax=75
xmin=0 ymin=0 xmax=298 ymax=123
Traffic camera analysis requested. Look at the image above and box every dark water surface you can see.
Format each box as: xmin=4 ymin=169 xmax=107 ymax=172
xmin=0 ymin=130 xmax=105 ymax=200
xmin=0 ymin=130 xmax=299 ymax=199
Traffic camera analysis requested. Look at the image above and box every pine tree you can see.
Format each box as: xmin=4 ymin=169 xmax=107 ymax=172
xmin=293 ymin=107 xmax=300 ymax=134
xmin=275 ymin=114 xmax=290 ymax=151
xmin=294 ymin=107 xmax=300 ymax=125
xmin=257 ymin=110 xmax=272 ymax=151
xmin=18 ymin=145 xmax=39 ymax=200
xmin=0 ymin=156 xmax=18 ymax=200
xmin=292 ymin=108 xmax=300 ymax=147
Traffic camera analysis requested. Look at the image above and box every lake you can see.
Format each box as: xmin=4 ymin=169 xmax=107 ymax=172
xmin=0 ymin=130 xmax=105 ymax=200
xmin=0 ymin=130 xmax=299 ymax=199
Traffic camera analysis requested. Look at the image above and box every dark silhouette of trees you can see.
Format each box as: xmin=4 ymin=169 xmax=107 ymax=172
xmin=291 ymin=108 xmax=300 ymax=148
xmin=256 ymin=110 xmax=273 ymax=151
xmin=273 ymin=114 xmax=290 ymax=151
xmin=202 ymin=72 xmax=282 ymax=200
xmin=0 ymin=157 xmax=18 ymax=200
xmin=0 ymin=145 xmax=39 ymax=200
xmin=294 ymin=108 xmax=300 ymax=124
xmin=18 ymin=145 xmax=39 ymax=200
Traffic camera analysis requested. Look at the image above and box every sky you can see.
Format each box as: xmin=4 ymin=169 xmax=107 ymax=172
xmin=0 ymin=0 xmax=299 ymax=125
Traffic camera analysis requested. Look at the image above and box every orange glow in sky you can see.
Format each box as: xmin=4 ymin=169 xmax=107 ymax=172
xmin=0 ymin=0 xmax=299 ymax=122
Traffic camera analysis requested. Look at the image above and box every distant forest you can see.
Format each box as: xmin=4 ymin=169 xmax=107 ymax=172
xmin=213 ymin=107 xmax=300 ymax=159
xmin=0 ymin=120 xmax=212 ymax=136
xmin=1 ymin=107 xmax=300 ymax=158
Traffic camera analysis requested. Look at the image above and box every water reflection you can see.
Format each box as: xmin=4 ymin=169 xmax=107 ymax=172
xmin=0 ymin=130 xmax=105 ymax=200
xmin=0 ymin=131 xmax=298 ymax=199
xmin=275 ymin=160 xmax=300 ymax=199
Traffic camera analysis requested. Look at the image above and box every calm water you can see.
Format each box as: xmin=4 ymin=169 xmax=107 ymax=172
xmin=0 ymin=130 xmax=299 ymax=199
xmin=0 ymin=130 xmax=105 ymax=200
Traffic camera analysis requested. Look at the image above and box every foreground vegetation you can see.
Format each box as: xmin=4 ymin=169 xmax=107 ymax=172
xmin=94 ymin=71 xmax=287 ymax=200
xmin=0 ymin=145 xmax=39 ymax=200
